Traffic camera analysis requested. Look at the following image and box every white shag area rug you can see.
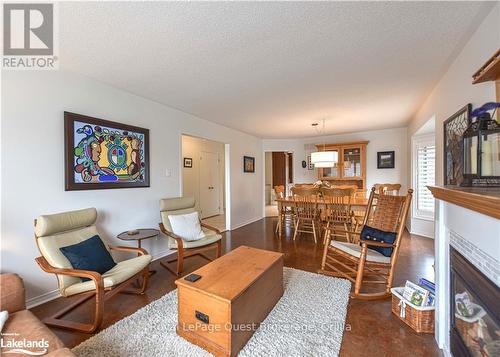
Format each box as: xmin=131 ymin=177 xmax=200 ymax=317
xmin=73 ymin=268 xmax=351 ymax=357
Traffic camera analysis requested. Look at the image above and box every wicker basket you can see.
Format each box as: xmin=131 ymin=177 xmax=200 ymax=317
xmin=391 ymin=287 xmax=435 ymax=334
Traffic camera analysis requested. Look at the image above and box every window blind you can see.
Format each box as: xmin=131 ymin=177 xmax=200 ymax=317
xmin=416 ymin=144 xmax=435 ymax=214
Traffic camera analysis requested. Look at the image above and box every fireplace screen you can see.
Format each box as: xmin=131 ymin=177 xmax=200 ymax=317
xmin=451 ymin=248 xmax=500 ymax=357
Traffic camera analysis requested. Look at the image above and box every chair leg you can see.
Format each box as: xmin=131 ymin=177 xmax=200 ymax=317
xmin=160 ymin=242 xmax=222 ymax=276
xmin=312 ymin=220 xmax=317 ymax=244
xmin=176 ymin=247 xmax=184 ymax=275
xmin=293 ymin=218 xmax=300 ymax=241
xmin=139 ymin=267 xmax=149 ymax=294
xmin=43 ymin=287 xmax=104 ymax=333
xmin=275 ymin=213 xmax=281 ymax=234
xmin=385 ymin=266 xmax=396 ymax=295
xmin=321 ymin=239 xmax=330 ymax=270
xmin=354 ymin=246 xmax=367 ymax=296
xmin=160 ymin=248 xmax=183 ymax=276
xmin=216 ymin=240 xmax=222 ymax=258
xmin=122 ymin=267 xmax=150 ymax=295
xmin=344 ymin=223 xmax=349 ymax=242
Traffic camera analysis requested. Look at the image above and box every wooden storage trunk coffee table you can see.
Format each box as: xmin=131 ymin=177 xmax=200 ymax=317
xmin=176 ymin=246 xmax=284 ymax=357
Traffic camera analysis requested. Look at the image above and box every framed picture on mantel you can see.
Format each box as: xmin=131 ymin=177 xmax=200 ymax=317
xmin=443 ymin=104 xmax=471 ymax=186
xmin=64 ymin=112 xmax=150 ymax=191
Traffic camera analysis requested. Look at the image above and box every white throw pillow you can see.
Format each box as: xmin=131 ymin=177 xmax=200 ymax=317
xmin=0 ymin=310 xmax=9 ymax=332
xmin=168 ymin=212 xmax=206 ymax=241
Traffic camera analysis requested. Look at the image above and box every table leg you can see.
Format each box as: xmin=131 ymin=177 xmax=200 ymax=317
xmin=277 ymin=201 xmax=283 ymax=236
xmin=138 ymin=239 xmax=156 ymax=277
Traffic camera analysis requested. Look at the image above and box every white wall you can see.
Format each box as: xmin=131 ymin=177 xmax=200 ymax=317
xmin=181 ymin=135 xmax=225 ymax=217
xmin=263 ymin=127 xmax=409 ymax=193
xmin=407 ymin=4 xmax=499 ymax=185
xmin=1 ymin=70 xmax=263 ymax=304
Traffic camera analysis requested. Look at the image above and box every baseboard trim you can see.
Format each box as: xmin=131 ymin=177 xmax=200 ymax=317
xmin=231 ymin=216 xmax=263 ymax=230
xmin=410 ymin=229 xmax=435 ymax=239
xmin=27 ymin=289 xmax=61 ymax=309
xmin=26 ymin=249 xmax=177 ymax=309
xmin=152 ymin=249 xmax=176 ymax=261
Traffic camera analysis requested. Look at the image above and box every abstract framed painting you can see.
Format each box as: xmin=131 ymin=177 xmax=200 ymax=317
xmin=64 ymin=112 xmax=150 ymax=191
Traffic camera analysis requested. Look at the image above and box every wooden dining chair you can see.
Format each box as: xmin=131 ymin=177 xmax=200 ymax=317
xmin=319 ymin=187 xmax=413 ymax=300
xmin=351 ymin=188 xmax=368 ymax=231
xmin=321 ymin=187 xmax=356 ymax=244
xmin=291 ymin=186 xmax=320 ymax=243
xmin=274 ymin=185 xmax=295 ymax=234
xmin=294 ymin=183 xmax=316 ymax=189
xmin=374 ymin=183 xmax=401 ymax=196
xmin=382 ymin=184 xmax=401 ymax=195
xmin=354 ymin=188 xmax=367 ymax=198
xmin=274 ymin=185 xmax=285 ymax=198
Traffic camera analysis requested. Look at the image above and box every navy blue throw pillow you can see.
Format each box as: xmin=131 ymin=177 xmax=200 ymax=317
xmin=60 ymin=235 xmax=116 ymax=282
xmin=360 ymin=225 xmax=397 ymax=257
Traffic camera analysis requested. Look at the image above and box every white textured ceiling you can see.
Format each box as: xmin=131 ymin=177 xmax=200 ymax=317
xmin=59 ymin=2 xmax=493 ymax=138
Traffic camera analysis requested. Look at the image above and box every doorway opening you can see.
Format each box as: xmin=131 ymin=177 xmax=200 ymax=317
xmin=181 ymin=135 xmax=228 ymax=232
xmin=410 ymin=116 xmax=436 ymax=238
xmin=264 ymin=151 xmax=293 ymax=217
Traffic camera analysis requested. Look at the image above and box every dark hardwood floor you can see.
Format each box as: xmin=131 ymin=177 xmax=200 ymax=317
xmin=31 ymin=217 xmax=440 ymax=356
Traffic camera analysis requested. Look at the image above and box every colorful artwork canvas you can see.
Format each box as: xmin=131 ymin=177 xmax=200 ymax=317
xmin=65 ymin=112 xmax=150 ymax=190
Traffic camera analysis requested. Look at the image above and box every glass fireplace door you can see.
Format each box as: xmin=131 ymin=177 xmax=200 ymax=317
xmin=451 ymin=248 xmax=500 ymax=357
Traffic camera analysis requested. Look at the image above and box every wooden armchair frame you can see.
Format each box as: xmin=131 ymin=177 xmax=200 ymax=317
xmin=34 ymin=242 xmax=149 ymax=333
xmin=159 ymin=221 xmax=222 ymax=276
xmin=319 ymin=188 xmax=413 ymax=300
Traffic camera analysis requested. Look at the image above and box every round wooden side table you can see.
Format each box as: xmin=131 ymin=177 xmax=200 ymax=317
xmin=117 ymin=228 xmax=160 ymax=276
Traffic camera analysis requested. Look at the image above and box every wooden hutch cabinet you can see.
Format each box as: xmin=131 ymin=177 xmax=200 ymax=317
xmin=315 ymin=141 xmax=369 ymax=188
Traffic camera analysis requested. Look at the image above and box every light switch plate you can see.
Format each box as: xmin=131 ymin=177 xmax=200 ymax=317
xmin=165 ymin=169 xmax=172 ymax=177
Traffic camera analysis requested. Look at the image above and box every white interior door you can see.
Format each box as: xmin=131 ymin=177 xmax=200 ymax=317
xmin=199 ymin=151 xmax=220 ymax=218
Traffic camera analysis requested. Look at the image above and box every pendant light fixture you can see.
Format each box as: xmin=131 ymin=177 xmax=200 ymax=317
xmin=310 ymin=119 xmax=338 ymax=168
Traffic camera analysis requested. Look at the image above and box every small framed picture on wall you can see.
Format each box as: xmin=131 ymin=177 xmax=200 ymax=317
xmin=377 ymin=151 xmax=395 ymax=169
xmin=243 ymin=156 xmax=255 ymax=173
xmin=184 ymin=158 xmax=193 ymax=168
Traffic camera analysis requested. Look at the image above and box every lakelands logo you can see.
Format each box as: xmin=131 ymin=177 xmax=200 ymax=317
xmin=1 ymin=334 xmax=49 ymax=355
xmin=2 ymin=3 xmax=58 ymax=69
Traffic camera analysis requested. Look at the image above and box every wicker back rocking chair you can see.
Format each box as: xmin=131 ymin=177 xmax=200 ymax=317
xmin=319 ymin=187 xmax=413 ymax=300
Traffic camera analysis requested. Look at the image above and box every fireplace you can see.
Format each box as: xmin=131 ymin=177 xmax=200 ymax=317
xmin=450 ymin=248 xmax=500 ymax=357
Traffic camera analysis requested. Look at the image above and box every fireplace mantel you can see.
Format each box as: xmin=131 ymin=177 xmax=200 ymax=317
xmin=428 ymin=185 xmax=500 ymax=219
xmin=430 ymin=186 xmax=500 ymax=356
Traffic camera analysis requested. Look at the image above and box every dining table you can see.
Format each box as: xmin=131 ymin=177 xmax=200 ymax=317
xmin=275 ymin=196 xmax=369 ymax=236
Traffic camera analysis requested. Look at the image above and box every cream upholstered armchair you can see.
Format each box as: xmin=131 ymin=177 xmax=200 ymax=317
xmin=159 ymin=197 xmax=222 ymax=275
xmin=34 ymin=208 xmax=152 ymax=333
